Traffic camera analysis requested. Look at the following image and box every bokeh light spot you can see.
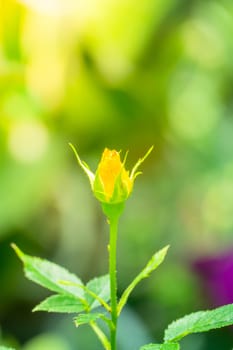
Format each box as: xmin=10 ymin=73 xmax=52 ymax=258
xmin=182 ymin=18 xmax=225 ymax=68
xmin=168 ymin=72 xmax=220 ymax=141
xmin=8 ymin=120 xmax=49 ymax=163
xmin=202 ymin=165 xmax=233 ymax=233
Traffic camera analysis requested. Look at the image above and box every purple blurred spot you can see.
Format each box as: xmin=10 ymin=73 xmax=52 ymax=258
xmin=193 ymin=249 xmax=233 ymax=307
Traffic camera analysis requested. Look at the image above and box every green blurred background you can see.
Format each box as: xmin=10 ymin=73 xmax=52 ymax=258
xmin=1 ymin=0 xmax=233 ymax=349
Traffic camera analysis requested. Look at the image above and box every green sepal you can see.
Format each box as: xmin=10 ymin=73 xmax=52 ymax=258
xmin=101 ymin=202 xmax=125 ymax=220
xmin=130 ymin=146 xmax=154 ymax=181
xmin=109 ymin=169 xmax=131 ymax=203
xmin=93 ymin=169 xmax=107 ymax=203
xmin=69 ymin=143 xmax=95 ymax=187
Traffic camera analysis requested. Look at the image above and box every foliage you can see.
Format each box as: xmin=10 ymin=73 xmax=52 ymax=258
xmin=12 ymin=243 xmax=168 ymax=350
xmin=13 ymin=242 xmax=233 ymax=349
xmin=164 ymin=304 xmax=233 ymax=342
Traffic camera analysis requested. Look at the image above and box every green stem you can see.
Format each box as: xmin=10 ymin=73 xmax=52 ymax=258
xmin=102 ymin=202 xmax=124 ymax=350
xmin=109 ymin=215 xmax=119 ymax=350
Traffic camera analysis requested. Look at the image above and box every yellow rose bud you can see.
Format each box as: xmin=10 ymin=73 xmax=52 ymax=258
xmin=93 ymin=148 xmax=132 ymax=204
xmin=69 ymin=143 xmax=153 ymax=205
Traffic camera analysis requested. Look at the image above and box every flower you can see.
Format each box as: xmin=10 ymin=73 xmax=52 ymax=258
xmin=69 ymin=144 xmax=153 ymax=205
xmin=93 ymin=148 xmax=132 ymax=203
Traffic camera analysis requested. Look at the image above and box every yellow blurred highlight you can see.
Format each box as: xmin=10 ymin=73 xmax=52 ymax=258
xmin=16 ymin=0 xmax=165 ymax=87
xmin=22 ymin=11 xmax=68 ymax=108
xmin=17 ymin=0 xmax=92 ymax=17
xmin=8 ymin=120 xmax=49 ymax=163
